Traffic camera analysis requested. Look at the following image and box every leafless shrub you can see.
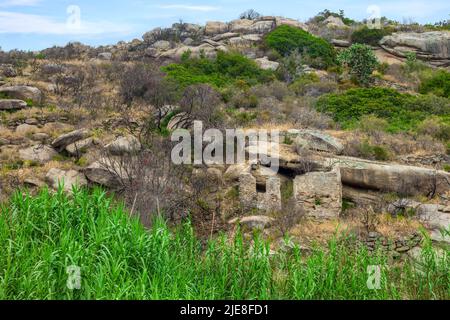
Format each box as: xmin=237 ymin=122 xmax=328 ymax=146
xmin=296 ymin=149 xmax=317 ymax=174
xmin=239 ymin=9 xmax=262 ymax=20
xmin=97 ymin=137 xmax=188 ymax=225
xmin=119 ymin=63 xmax=179 ymax=131
xmin=359 ymin=206 xmax=380 ymax=233
xmin=273 ymin=198 xmax=304 ymax=236
xmin=250 ymin=81 xmax=292 ymax=101
xmin=286 ymin=98 xmax=335 ymax=130
xmin=180 ymin=84 xmax=222 ymax=128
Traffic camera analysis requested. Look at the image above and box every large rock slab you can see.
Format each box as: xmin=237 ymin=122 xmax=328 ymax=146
xmin=51 ymin=129 xmax=90 ymax=151
xmin=228 ymin=215 xmax=275 ymax=230
xmin=322 ymin=156 xmax=450 ymax=197
xmin=0 ymin=86 xmax=42 ymax=104
xmin=65 ymin=138 xmax=97 ymax=156
xmin=15 ymin=124 xmax=38 ymax=135
xmin=254 ymin=57 xmax=279 ymax=70
xmin=19 ymin=145 xmax=58 ymax=163
xmin=83 ymin=158 xmax=125 ymax=188
xmin=323 ymin=16 xmax=346 ymax=28
xmin=293 ymin=168 xmax=342 ymax=218
xmin=46 ymin=168 xmax=88 ymax=192
xmin=0 ymin=99 xmax=27 ymax=110
xmin=105 ymin=136 xmax=141 ymax=155
xmin=380 ymin=31 xmax=450 ymax=66
xmin=205 ymin=21 xmax=228 ymax=35
xmin=275 ymin=17 xmax=308 ymax=31
xmin=293 ymin=130 xmax=344 ymax=155
xmin=229 ymin=19 xmax=254 ymax=33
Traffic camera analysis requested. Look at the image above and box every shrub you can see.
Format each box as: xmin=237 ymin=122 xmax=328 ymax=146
xmin=338 ymin=44 xmax=379 ymax=86
xmin=162 ymin=51 xmax=274 ymax=88
xmin=239 ymin=9 xmax=261 ymax=20
xmin=288 ymin=73 xmax=320 ymax=95
xmin=419 ymin=70 xmax=450 ymax=98
xmin=265 ymin=25 xmax=337 ymax=69
xmin=358 ymin=115 xmax=389 ymax=135
xmin=351 ymin=27 xmax=390 ymax=46
xmin=250 ymin=81 xmax=291 ymax=101
xmin=316 ymin=87 xmax=450 ymax=132
xmin=417 ymin=117 xmax=450 ymax=141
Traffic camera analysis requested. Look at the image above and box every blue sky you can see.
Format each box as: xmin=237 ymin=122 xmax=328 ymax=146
xmin=0 ymin=0 xmax=449 ymax=51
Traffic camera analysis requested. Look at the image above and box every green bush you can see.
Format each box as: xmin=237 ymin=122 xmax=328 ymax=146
xmin=265 ymin=25 xmax=337 ymax=69
xmin=316 ymin=87 xmax=450 ymax=132
xmin=417 ymin=116 xmax=450 ymax=141
xmin=351 ymin=27 xmax=390 ymax=46
xmin=357 ymin=140 xmax=391 ymax=161
xmin=289 ymin=73 xmax=320 ymax=95
xmin=338 ymin=44 xmax=379 ymax=86
xmin=162 ymin=51 xmax=274 ymax=88
xmin=419 ymin=70 xmax=450 ymax=98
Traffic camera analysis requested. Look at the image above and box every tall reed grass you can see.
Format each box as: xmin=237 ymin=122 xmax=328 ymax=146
xmin=0 ymin=188 xmax=448 ymax=300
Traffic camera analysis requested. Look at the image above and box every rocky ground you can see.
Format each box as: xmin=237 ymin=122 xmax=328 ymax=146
xmin=1 ymin=14 xmax=449 ymax=259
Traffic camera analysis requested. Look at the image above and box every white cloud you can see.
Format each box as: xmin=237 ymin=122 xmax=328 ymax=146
xmin=158 ymin=4 xmax=220 ymax=12
xmin=0 ymin=0 xmax=41 ymax=7
xmin=0 ymin=11 xmax=133 ymax=35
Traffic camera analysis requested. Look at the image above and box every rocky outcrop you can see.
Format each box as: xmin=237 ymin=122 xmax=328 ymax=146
xmin=0 ymin=64 xmax=17 ymax=77
xmin=293 ymin=130 xmax=344 ymax=155
xmin=105 ymin=136 xmax=141 ymax=155
xmin=83 ymin=158 xmax=125 ymax=188
xmin=15 ymin=124 xmax=37 ymax=135
xmin=51 ymin=129 xmax=90 ymax=151
xmin=380 ymin=31 xmax=450 ymax=66
xmin=46 ymin=168 xmax=88 ymax=192
xmin=0 ymin=99 xmax=27 ymax=111
xmin=331 ymin=39 xmax=351 ymax=47
xmin=141 ymin=16 xmax=308 ymax=61
xmin=293 ymin=168 xmax=342 ymax=218
xmin=19 ymin=145 xmax=58 ymax=163
xmin=205 ymin=21 xmax=229 ymax=35
xmin=275 ymin=17 xmax=308 ymax=31
xmin=228 ymin=215 xmax=275 ymax=230
xmin=65 ymin=138 xmax=97 ymax=156
xmin=323 ymin=16 xmax=346 ymax=28
xmin=0 ymin=86 xmax=42 ymax=104
xmin=254 ymin=57 xmax=280 ymax=70
xmin=228 ymin=216 xmax=275 ymax=230
xmin=387 ymin=199 xmax=450 ymax=244
xmin=322 ymin=156 xmax=450 ymax=197
xmin=97 ymin=52 xmax=112 ymax=60
xmin=167 ymin=112 xmax=192 ymax=130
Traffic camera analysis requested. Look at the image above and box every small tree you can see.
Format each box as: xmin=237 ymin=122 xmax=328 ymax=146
xmin=338 ymin=44 xmax=378 ymax=86
xmin=239 ymin=9 xmax=261 ymax=20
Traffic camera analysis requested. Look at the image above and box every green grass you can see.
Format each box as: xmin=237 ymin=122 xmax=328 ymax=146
xmin=0 ymin=188 xmax=448 ymax=300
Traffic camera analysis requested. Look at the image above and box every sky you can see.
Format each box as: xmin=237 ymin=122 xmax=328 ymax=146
xmin=0 ymin=0 xmax=449 ymax=51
